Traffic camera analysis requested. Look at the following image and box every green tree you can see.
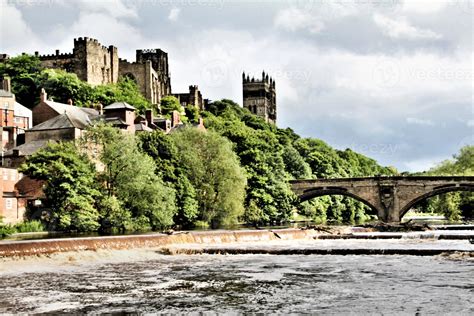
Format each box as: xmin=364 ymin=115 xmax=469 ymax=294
xmin=82 ymin=124 xmax=177 ymax=230
xmin=20 ymin=142 xmax=100 ymax=232
xmin=160 ymin=96 xmax=184 ymax=116
xmin=0 ymin=54 xmax=43 ymax=107
xmin=421 ymin=145 xmax=474 ymax=219
xmin=171 ymin=128 xmax=247 ymax=227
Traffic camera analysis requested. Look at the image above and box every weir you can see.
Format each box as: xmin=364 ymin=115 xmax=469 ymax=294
xmin=1 ymin=228 xmax=472 ymax=258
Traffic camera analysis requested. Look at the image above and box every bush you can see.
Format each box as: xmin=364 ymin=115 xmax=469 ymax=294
xmin=0 ymin=224 xmax=15 ymax=238
xmin=14 ymin=220 xmax=45 ymax=233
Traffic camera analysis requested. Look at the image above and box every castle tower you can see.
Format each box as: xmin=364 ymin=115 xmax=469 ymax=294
xmin=242 ymin=71 xmax=276 ymax=124
xmin=72 ymin=37 xmax=119 ymax=85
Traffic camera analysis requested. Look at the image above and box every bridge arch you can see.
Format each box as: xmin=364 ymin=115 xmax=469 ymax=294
xmin=399 ymin=185 xmax=474 ymax=219
xmin=298 ymin=188 xmax=379 ymax=214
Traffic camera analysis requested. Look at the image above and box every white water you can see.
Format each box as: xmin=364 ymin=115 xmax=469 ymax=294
xmin=0 ymin=238 xmax=473 ymax=314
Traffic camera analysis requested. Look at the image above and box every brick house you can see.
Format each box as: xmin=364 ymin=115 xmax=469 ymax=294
xmin=0 ymin=167 xmax=26 ymax=224
xmin=0 ymin=77 xmax=32 ymax=152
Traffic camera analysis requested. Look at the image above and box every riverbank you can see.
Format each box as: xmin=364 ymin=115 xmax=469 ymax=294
xmin=1 ymin=227 xmax=473 ymax=258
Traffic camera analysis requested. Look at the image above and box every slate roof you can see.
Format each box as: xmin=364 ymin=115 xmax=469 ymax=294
xmin=4 ymin=139 xmax=55 ymax=157
xmin=104 ymin=117 xmax=128 ymax=126
xmin=30 ymin=112 xmax=93 ymax=131
xmin=135 ymin=122 xmax=153 ymax=132
xmin=42 ymin=100 xmax=99 ymax=118
xmin=103 ymin=102 xmax=136 ymax=110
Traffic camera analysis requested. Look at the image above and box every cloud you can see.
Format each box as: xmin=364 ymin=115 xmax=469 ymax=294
xmin=401 ymin=0 xmax=451 ymax=14
xmin=168 ymin=7 xmax=180 ymax=22
xmin=1 ymin=1 xmax=471 ymax=173
xmin=75 ymin=0 xmax=138 ymax=19
xmin=0 ymin=2 xmax=42 ymax=53
xmin=373 ymin=13 xmax=442 ymax=40
xmin=274 ymin=7 xmax=324 ymax=34
xmin=406 ymin=117 xmax=435 ymax=126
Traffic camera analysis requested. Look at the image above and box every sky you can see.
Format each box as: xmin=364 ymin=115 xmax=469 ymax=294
xmin=0 ymin=0 xmax=472 ymax=172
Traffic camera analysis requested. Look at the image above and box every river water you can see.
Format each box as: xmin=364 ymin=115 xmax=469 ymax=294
xmin=0 ymin=246 xmax=473 ymax=314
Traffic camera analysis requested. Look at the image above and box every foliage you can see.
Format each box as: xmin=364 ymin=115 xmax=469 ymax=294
xmin=202 ymin=99 xmax=394 ymax=225
xmin=0 ymin=54 xmax=43 ymax=107
xmin=14 ymin=220 xmax=45 ymax=233
xmin=0 ymin=55 xmax=151 ymax=111
xmin=20 ymin=142 xmax=101 ymax=232
xmin=82 ymin=124 xmax=177 ymax=230
xmin=160 ymin=96 xmax=184 ymax=115
xmin=170 ymin=128 xmax=247 ymax=227
xmin=419 ymin=145 xmax=474 ymax=220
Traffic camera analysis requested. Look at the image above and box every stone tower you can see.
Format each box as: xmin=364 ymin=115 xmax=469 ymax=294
xmin=242 ymin=71 xmax=276 ymax=124
xmin=37 ymin=37 xmax=119 ymax=86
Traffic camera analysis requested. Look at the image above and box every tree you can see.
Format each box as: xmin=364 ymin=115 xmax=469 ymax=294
xmin=0 ymin=54 xmax=43 ymax=107
xmin=160 ymin=96 xmax=184 ymax=116
xmin=171 ymin=128 xmax=247 ymax=227
xmin=422 ymin=145 xmax=474 ymax=219
xmin=82 ymin=124 xmax=177 ymax=230
xmin=20 ymin=142 xmax=100 ymax=232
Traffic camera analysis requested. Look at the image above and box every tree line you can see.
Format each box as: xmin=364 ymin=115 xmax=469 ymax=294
xmin=2 ymin=54 xmax=471 ymax=233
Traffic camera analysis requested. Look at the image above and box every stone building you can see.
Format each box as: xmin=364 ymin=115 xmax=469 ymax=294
xmin=172 ymin=85 xmax=206 ymax=110
xmin=37 ymin=37 xmax=119 ymax=86
xmin=119 ymin=49 xmax=172 ymax=105
xmin=4 ymin=89 xmax=99 ymax=168
xmin=33 ymin=38 xmax=172 ymax=104
xmin=242 ymin=71 xmax=276 ymax=124
xmin=103 ymin=102 xmax=137 ymax=133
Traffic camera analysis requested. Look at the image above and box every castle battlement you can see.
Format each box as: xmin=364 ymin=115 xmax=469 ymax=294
xmin=6 ymin=37 xmax=172 ymax=104
xmin=36 ymin=51 xmax=74 ymax=60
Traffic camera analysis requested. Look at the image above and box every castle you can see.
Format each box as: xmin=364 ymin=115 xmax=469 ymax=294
xmin=28 ymin=37 xmax=174 ymax=105
xmin=242 ymin=71 xmax=276 ymax=124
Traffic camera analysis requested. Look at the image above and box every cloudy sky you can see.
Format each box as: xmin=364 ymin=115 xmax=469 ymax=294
xmin=1 ymin=0 xmax=472 ymax=172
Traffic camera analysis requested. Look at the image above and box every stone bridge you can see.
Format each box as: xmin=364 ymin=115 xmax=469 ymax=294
xmin=290 ymin=176 xmax=474 ymax=222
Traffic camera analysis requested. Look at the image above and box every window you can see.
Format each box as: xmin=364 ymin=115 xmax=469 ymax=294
xmin=6 ymin=198 xmax=13 ymax=210
xmin=14 ymin=117 xmax=22 ymax=123
xmin=3 ymin=102 xmax=8 ymax=109
xmin=10 ymin=170 xmax=16 ymax=181
xmin=3 ymin=170 xmax=8 ymax=180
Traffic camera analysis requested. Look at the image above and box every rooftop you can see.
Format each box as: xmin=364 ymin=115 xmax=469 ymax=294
xmin=103 ymin=102 xmax=136 ymax=111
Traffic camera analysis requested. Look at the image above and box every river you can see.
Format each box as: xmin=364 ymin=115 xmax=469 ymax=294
xmin=0 ymin=242 xmax=473 ymax=314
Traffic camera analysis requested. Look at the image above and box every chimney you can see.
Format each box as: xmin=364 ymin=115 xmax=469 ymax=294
xmin=67 ymin=99 xmax=73 ymax=105
xmin=40 ymin=88 xmax=47 ymax=102
xmin=1 ymin=77 xmax=11 ymax=92
xmin=171 ymin=110 xmax=181 ymax=127
xmin=145 ymin=109 xmax=153 ymax=126
xmin=98 ymin=103 xmax=103 ymax=115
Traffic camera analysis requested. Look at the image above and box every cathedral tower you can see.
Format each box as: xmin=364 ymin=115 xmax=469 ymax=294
xmin=242 ymin=71 xmax=276 ymax=124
